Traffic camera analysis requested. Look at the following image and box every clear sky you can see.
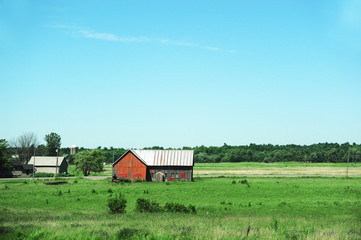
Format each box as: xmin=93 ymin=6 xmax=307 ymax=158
xmin=1 ymin=0 xmax=360 ymax=149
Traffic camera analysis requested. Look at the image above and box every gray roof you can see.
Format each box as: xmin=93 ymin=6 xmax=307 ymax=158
xmin=114 ymin=150 xmax=194 ymax=167
xmin=28 ymin=156 xmax=66 ymax=166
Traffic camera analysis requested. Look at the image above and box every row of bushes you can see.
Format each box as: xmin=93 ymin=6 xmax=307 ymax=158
xmin=107 ymin=194 xmax=196 ymax=214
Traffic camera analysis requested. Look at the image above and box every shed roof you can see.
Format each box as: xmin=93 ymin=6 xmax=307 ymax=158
xmin=113 ymin=150 xmax=194 ymax=167
xmin=28 ymin=156 xmax=66 ymax=167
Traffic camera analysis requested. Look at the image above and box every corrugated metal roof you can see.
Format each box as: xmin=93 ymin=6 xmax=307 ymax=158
xmin=28 ymin=156 xmax=65 ymax=166
xmin=132 ymin=150 xmax=194 ymax=166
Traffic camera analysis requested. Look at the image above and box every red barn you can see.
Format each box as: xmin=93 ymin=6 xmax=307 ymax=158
xmin=112 ymin=150 xmax=194 ymax=182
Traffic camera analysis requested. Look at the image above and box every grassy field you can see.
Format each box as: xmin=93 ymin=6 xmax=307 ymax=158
xmin=64 ymin=162 xmax=361 ymax=178
xmin=194 ymin=162 xmax=361 ymax=176
xmin=0 ymin=177 xmax=360 ymax=239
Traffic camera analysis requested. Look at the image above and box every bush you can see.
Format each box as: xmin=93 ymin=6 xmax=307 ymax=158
xmin=135 ymin=198 xmax=162 ymax=213
xmin=116 ymin=228 xmax=150 ymax=239
xmin=108 ymin=193 xmax=127 ymax=214
xmin=240 ymin=179 xmax=248 ymax=184
xmin=164 ymin=202 xmax=196 ymax=214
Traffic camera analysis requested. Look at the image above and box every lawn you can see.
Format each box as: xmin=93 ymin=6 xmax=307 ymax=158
xmin=0 ymin=177 xmax=360 ymax=239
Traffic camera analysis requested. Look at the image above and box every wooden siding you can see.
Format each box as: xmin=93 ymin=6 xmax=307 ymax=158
xmin=113 ymin=152 xmax=147 ymax=180
xmin=148 ymin=166 xmax=193 ymax=182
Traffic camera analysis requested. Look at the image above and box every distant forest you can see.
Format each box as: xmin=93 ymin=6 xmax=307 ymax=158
xmin=55 ymin=143 xmax=361 ymax=164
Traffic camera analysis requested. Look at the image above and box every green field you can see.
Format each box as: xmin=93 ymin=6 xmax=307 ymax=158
xmin=0 ymin=177 xmax=360 ymax=239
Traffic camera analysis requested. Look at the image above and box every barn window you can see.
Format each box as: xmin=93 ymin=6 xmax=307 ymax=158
xmin=165 ymin=173 xmax=168 ymax=178
xmin=175 ymin=173 xmax=179 ymax=178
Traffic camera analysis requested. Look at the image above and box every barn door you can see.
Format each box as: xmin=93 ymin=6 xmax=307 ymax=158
xmin=155 ymin=172 xmax=165 ymax=182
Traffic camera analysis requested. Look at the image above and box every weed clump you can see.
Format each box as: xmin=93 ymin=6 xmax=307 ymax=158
xmin=240 ymin=179 xmax=248 ymax=185
xmin=107 ymin=193 xmax=127 ymax=214
xmin=91 ymin=189 xmax=97 ymax=194
xmin=270 ymin=218 xmax=279 ymax=231
xmin=135 ymin=198 xmax=162 ymax=213
xmin=54 ymin=190 xmax=62 ymax=196
xmin=107 ymin=188 xmax=113 ymax=193
xmin=116 ymin=228 xmax=150 ymax=239
xmin=232 ymin=180 xmax=237 ymax=184
xmin=164 ymin=202 xmax=196 ymax=214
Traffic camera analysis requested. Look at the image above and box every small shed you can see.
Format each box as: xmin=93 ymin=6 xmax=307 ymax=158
xmin=11 ymin=159 xmax=33 ymax=177
xmin=112 ymin=150 xmax=194 ymax=182
xmin=28 ymin=156 xmax=68 ymax=174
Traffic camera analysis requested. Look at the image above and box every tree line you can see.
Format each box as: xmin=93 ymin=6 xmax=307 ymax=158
xmin=190 ymin=143 xmax=361 ymax=163
xmin=1 ymin=132 xmax=360 ymax=176
xmin=75 ymin=142 xmax=361 ymax=164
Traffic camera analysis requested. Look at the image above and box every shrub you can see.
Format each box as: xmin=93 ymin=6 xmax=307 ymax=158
xmin=240 ymin=179 xmax=248 ymax=185
xmin=107 ymin=188 xmax=113 ymax=193
xmin=108 ymin=193 xmax=127 ymax=214
xmin=116 ymin=228 xmax=150 ymax=239
xmin=232 ymin=180 xmax=237 ymax=184
xmin=92 ymin=189 xmax=97 ymax=194
xmin=135 ymin=198 xmax=162 ymax=213
xmin=164 ymin=202 xmax=196 ymax=214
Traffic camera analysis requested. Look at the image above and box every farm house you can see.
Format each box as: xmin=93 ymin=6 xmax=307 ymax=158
xmin=112 ymin=150 xmax=194 ymax=182
xmin=28 ymin=156 xmax=68 ymax=174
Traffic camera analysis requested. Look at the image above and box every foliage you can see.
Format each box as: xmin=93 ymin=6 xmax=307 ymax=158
xmin=192 ymin=143 xmax=361 ymax=163
xmin=44 ymin=132 xmax=61 ymax=156
xmin=0 ymin=139 xmax=12 ymax=176
xmin=164 ymin=202 xmax=196 ymax=214
xmin=74 ymin=149 xmax=105 ymax=176
xmin=135 ymin=198 xmax=162 ymax=213
xmin=107 ymin=193 xmax=127 ymax=214
xmin=116 ymin=228 xmax=151 ymax=239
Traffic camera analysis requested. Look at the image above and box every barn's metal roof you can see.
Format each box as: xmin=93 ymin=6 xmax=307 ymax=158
xmin=28 ymin=156 xmax=66 ymax=167
xmin=133 ymin=150 xmax=194 ymax=166
xmin=113 ymin=150 xmax=194 ymax=167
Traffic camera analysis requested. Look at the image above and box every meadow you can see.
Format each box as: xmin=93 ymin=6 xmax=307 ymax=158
xmin=193 ymin=162 xmax=361 ymax=177
xmin=0 ymin=176 xmax=360 ymax=239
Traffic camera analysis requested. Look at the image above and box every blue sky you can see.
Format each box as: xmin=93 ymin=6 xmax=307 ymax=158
xmin=1 ymin=0 xmax=360 ymax=148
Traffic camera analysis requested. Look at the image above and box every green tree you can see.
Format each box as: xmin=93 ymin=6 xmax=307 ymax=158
xmin=74 ymin=149 xmax=105 ymax=176
xmin=0 ymin=139 xmax=12 ymax=176
xmin=44 ymin=132 xmax=61 ymax=156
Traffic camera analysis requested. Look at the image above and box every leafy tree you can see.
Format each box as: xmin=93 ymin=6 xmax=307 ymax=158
xmin=44 ymin=132 xmax=61 ymax=156
xmin=74 ymin=149 xmax=105 ymax=176
xmin=0 ymin=139 xmax=12 ymax=176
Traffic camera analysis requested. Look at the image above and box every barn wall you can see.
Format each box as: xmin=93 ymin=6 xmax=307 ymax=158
xmin=113 ymin=152 xmax=147 ymax=180
xmin=59 ymin=161 xmax=68 ymax=174
xmin=148 ymin=166 xmax=193 ymax=182
xmin=35 ymin=167 xmax=57 ymax=174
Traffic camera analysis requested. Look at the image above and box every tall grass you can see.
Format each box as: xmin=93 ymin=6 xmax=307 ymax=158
xmin=0 ymin=177 xmax=360 ymax=239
